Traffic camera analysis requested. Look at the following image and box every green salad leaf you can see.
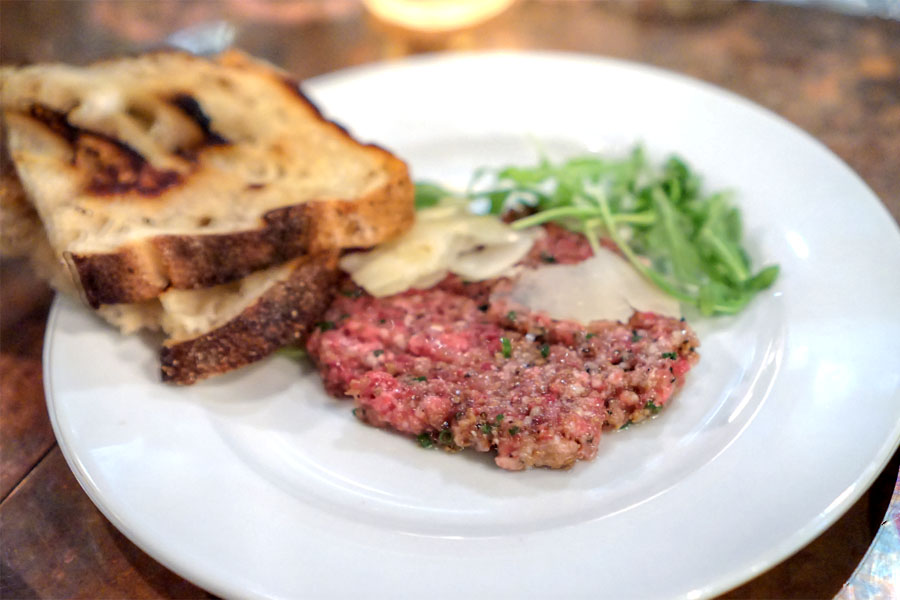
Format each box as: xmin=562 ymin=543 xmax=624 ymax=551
xmin=276 ymin=346 xmax=307 ymax=360
xmin=416 ymin=146 xmax=778 ymax=316
xmin=413 ymin=181 xmax=454 ymax=209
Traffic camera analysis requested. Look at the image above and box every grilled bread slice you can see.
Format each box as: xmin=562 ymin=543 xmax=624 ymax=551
xmin=159 ymin=251 xmax=340 ymax=384
xmin=2 ymin=167 xmax=341 ymax=384
xmin=1 ymin=49 xmax=413 ymax=308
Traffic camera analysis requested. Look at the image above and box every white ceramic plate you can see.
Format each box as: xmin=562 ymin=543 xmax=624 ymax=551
xmin=45 ymin=52 xmax=900 ymax=599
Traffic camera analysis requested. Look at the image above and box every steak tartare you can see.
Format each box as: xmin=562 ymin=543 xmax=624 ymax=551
xmin=306 ymin=225 xmax=700 ymax=470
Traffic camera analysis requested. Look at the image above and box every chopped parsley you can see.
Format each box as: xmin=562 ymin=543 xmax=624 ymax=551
xmin=540 ymin=343 xmax=550 ymax=358
xmin=373 ymin=349 xmax=384 ymax=357
xmin=540 ymin=251 xmax=557 ymax=264
xmin=501 ymin=337 xmax=512 ymax=358
xmin=276 ymin=346 xmax=306 ymax=360
xmin=341 ymin=288 xmax=363 ymax=298
xmin=619 ymin=422 xmax=631 ymax=430
xmin=479 ymin=422 xmax=493 ymax=435
xmin=417 ymin=433 xmax=434 ymax=448
xmin=316 ymin=321 xmax=335 ymax=332
xmin=413 ymin=375 xmax=427 ymax=382
xmin=631 ymin=330 xmax=642 ymax=342
xmin=507 ymin=310 xmax=517 ymax=321
xmin=646 ymin=400 xmax=661 ymax=414
xmin=438 ymin=429 xmax=454 ymax=445
xmin=662 ymin=352 xmax=678 ymax=360
xmin=585 ymin=332 xmax=596 ymax=339
xmin=495 ymin=414 xmax=505 ymax=423
xmin=508 ymin=426 xmax=520 ymax=435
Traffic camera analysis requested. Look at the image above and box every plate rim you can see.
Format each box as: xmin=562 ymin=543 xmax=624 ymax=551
xmin=42 ymin=49 xmax=900 ymax=600
xmin=42 ymin=298 xmax=242 ymax=600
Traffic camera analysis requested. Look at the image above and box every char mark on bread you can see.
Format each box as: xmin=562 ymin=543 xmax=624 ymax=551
xmin=168 ymin=93 xmax=228 ymax=148
xmin=28 ymin=104 xmax=184 ymax=197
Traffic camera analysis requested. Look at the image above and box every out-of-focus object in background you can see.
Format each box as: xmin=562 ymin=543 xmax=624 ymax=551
xmin=836 ymin=477 xmax=900 ymax=599
xmin=167 ymin=21 xmax=236 ymax=56
xmin=90 ymin=0 xmax=223 ymax=44
xmin=363 ymin=0 xmax=516 ymax=32
xmin=228 ymin=0 xmax=360 ymax=23
xmin=605 ymin=0 xmax=736 ymax=20
xmin=776 ymin=0 xmax=900 ymax=20
xmin=90 ymin=0 xmax=362 ymax=47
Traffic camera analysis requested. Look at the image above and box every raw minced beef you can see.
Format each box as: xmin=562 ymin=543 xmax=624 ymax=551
xmin=306 ymin=225 xmax=700 ymax=470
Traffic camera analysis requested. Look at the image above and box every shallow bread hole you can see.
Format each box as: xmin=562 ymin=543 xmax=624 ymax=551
xmin=125 ymin=104 xmax=156 ymax=132
xmin=197 ymin=216 xmax=212 ymax=227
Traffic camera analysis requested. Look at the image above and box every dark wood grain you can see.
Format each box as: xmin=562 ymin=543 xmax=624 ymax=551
xmin=0 ymin=353 xmax=54 ymax=501
xmin=0 ymin=258 xmax=54 ymax=358
xmin=0 ymin=258 xmax=55 ymax=500
xmin=0 ymin=1 xmax=898 ymax=599
xmin=723 ymin=490 xmax=874 ymax=599
xmin=0 ymin=448 xmax=214 ymax=600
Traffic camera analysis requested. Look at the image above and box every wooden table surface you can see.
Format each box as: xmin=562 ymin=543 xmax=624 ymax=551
xmin=1 ymin=1 xmax=898 ymax=598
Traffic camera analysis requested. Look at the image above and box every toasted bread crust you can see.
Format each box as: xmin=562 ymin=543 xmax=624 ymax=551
xmin=303 ymin=158 xmax=415 ymax=251
xmin=70 ymin=155 xmax=412 ymax=307
xmin=67 ymin=246 xmax=166 ymax=307
xmin=159 ymin=251 xmax=341 ymax=385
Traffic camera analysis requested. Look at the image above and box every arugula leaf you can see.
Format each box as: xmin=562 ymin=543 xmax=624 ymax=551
xmin=744 ymin=265 xmax=780 ymax=292
xmin=413 ymin=182 xmax=453 ymax=209
xmin=462 ymin=146 xmax=778 ymax=316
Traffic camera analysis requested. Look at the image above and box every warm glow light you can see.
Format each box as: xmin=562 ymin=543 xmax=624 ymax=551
xmin=363 ymin=0 xmax=516 ymax=32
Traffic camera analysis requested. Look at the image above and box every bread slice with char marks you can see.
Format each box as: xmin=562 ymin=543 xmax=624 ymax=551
xmin=1 ymin=169 xmax=341 ymax=384
xmin=1 ymin=49 xmax=413 ymax=307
